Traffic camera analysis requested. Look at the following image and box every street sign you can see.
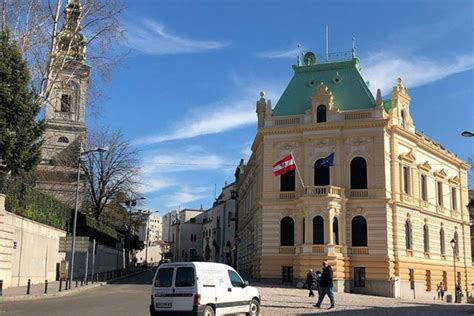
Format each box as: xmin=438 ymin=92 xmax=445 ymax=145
xmin=59 ymin=236 xmax=90 ymax=252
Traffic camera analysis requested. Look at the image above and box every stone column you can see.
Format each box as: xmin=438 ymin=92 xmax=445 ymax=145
xmin=0 ymin=193 xmax=14 ymax=289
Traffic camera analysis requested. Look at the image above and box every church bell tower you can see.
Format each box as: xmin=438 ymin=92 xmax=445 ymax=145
xmin=36 ymin=0 xmax=90 ymax=205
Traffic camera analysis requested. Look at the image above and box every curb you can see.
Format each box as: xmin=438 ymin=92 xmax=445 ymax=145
xmin=0 ymin=267 xmax=155 ymax=302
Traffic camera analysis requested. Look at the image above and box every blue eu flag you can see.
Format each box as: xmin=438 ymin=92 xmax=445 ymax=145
xmin=315 ymin=153 xmax=334 ymax=169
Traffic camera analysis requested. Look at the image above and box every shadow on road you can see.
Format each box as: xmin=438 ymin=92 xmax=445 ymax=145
xmin=107 ymin=268 xmax=156 ymax=285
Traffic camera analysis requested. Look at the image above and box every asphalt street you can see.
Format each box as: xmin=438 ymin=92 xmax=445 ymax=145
xmin=0 ymin=269 xmax=157 ymax=316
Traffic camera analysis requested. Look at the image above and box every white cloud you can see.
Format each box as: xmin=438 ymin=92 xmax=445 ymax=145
xmin=165 ymin=188 xmax=210 ymax=208
xmin=141 ymin=152 xmax=227 ymax=174
xmin=135 ymin=100 xmax=256 ymax=145
xmin=137 ymin=177 xmax=173 ymax=194
xmin=125 ymin=19 xmax=230 ymax=55
xmin=363 ymin=53 xmax=474 ymax=95
xmin=256 ymin=48 xmax=299 ymax=59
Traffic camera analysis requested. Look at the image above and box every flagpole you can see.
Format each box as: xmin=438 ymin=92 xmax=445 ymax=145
xmin=290 ymin=152 xmax=306 ymax=190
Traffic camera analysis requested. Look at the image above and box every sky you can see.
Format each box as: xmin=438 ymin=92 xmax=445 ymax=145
xmin=89 ymin=0 xmax=474 ymax=214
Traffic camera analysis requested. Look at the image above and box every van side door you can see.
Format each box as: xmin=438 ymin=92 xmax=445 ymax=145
xmin=226 ymin=269 xmax=251 ymax=313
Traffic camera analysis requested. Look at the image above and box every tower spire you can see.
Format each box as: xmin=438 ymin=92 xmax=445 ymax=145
xmin=54 ymin=0 xmax=87 ymax=63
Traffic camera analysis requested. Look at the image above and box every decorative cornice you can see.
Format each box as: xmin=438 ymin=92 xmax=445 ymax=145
xmin=399 ymin=150 xmax=416 ymax=163
xmin=434 ymin=169 xmax=447 ymax=179
xmin=418 ymin=161 xmax=432 ymax=172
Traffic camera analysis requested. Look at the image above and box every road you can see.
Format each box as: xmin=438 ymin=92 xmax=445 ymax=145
xmin=0 ymin=269 xmax=156 ymax=316
xmin=2 ymin=269 xmax=474 ymax=315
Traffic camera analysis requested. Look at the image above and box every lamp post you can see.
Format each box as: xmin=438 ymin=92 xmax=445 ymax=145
xmin=461 ymin=131 xmax=474 ymax=138
xmin=69 ymin=146 xmax=107 ymax=288
xmin=450 ymin=238 xmax=457 ymax=300
xmin=124 ymin=197 xmax=145 ymax=269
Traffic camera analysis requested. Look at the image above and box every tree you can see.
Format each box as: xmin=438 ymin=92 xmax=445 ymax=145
xmin=0 ymin=30 xmax=43 ymax=175
xmin=0 ymin=0 xmax=125 ymax=116
xmin=82 ymin=129 xmax=140 ymax=219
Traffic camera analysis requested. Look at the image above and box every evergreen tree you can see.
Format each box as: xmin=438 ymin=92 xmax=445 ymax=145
xmin=0 ymin=30 xmax=43 ymax=175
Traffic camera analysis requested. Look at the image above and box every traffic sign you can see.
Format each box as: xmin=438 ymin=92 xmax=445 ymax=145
xmin=59 ymin=236 xmax=90 ymax=252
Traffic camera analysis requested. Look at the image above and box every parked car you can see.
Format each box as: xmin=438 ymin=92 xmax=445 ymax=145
xmin=150 ymin=262 xmax=260 ymax=316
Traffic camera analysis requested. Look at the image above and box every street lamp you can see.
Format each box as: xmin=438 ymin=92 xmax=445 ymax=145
xmin=461 ymin=131 xmax=474 ymax=137
xmin=124 ymin=197 xmax=146 ymax=269
xmin=69 ymin=146 xmax=107 ymax=288
xmin=450 ymin=238 xmax=457 ymax=300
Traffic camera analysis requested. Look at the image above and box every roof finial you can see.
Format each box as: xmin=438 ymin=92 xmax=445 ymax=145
xmin=352 ymin=36 xmax=357 ymax=58
xmin=325 ymin=25 xmax=329 ymax=61
xmin=296 ymin=44 xmax=302 ymax=66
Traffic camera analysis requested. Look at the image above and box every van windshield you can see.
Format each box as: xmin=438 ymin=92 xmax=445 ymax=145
xmin=155 ymin=268 xmax=173 ymax=287
xmin=175 ymin=267 xmax=195 ymax=287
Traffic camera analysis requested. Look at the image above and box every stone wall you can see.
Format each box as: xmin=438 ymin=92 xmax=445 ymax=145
xmin=0 ymin=194 xmax=66 ymax=289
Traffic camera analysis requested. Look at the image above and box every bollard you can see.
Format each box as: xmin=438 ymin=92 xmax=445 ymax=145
xmin=81 ymin=280 xmax=84 ymax=286
xmin=26 ymin=279 xmax=31 ymax=295
xmin=0 ymin=280 xmax=3 ymax=297
xmin=59 ymin=279 xmax=62 ymax=292
xmin=44 ymin=280 xmax=48 ymax=294
xmin=65 ymin=279 xmax=69 ymax=290
xmin=75 ymin=279 xmax=78 ymax=288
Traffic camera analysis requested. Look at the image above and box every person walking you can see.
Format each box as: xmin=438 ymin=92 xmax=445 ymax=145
xmin=437 ymin=281 xmax=445 ymax=300
xmin=306 ymin=269 xmax=316 ymax=297
xmin=315 ymin=261 xmax=335 ymax=309
xmin=315 ymin=270 xmax=322 ymax=298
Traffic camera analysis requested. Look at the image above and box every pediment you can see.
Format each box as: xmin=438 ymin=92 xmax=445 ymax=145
xmin=310 ymin=83 xmax=336 ymax=112
xmin=399 ymin=150 xmax=416 ymax=163
xmin=418 ymin=161 xmax=432 ymax=172
xmin=448 ymin=176 xmax=460 ymax=184
xmin=434 ymin=169 xmax=447 ymax=179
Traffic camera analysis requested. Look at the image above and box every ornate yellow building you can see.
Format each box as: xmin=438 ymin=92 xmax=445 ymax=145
xmin=235 ymin=51 xmax=472 ymax=299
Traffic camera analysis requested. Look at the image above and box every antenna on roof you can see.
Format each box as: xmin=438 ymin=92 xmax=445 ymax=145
xmin=352 ymin=36 xmax=357 ymax=58
xmin=325 ymin=25 xmax=329 ymax=62
xmin=296 ymin=44 xmax=302 ymax=66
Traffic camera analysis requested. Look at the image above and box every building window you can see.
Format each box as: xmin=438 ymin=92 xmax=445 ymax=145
xmin=280 ymin=216 xmax=294 ymax=246
xmin=333 ymin=217 xmax=339 ymax=245
xmin=61 ymin=94 xmax=72 ymax=112
xmin=442 ymin=271 xmax=448 ymax=290
xmin=403 ymin=166 xmax=410 ymax=194
xmin=351 ymin=216 xmax=367 ymax=247
xmin=401 ymin=110 xmax=406 ymax=128
xmin=423 ymin=225 xmax=429 ymax=253
xmin=354 ymin=267 xmax=365 ymax=287
xmin=314 ymin=159 xmax=330 ymax=186
xmin=57 ymin=136 xmax=69 ymax=143
xmin=409 ymin=269 xmax=415 ymax=290
xmin=440 ymin=228 xmax=445 ymax=255
xmin=420 ymin=175 xmax=427 ymax=201
xmin=405 ymin=220 xmax=413 ymax=250
xmin=302 ymin=218 xmax=305 ymax=244
xmin=437 ymin=181 xmax=443 ymax=206
xmin=454 ymin=231 xmax=459 ymax=257
xmin=426 ymin=270 xmax=431 ymax=291
xmin=280 ymin=170 xmax=296 ymax=191
xmin=316 ymin=105 xmax=327 ymax=123
xmin=350 ymin=157 xmax=368 ymax=189
xmin=312 ymin=216 xmax=324 ymax=244
xmin=451 ymin=187 xmax=457 ymax=210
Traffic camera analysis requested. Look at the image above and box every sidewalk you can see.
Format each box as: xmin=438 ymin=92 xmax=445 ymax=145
xmin=0 ymin=267 xmax=153 ymax=302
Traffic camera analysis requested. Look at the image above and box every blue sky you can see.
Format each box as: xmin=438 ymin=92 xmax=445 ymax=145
xmin=90 ymin=0 xmax=474 ymax=213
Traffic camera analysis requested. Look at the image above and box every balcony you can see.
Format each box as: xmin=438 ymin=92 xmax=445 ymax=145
xmin=312 ymin=245 xmax=325 ymax=253
xmin=301 ymin=186 xmax=344 ymax=198
xmin=349 ymin=247 xmax=369 ymax=255
xmin=279 ymin=192 xmax=296 ymax=200
xmin=279 ymin=246 xmax=296 ymax=254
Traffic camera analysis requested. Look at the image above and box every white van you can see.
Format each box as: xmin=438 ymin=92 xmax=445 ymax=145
xmin=150 ymin=262 xmax=260 ymax=316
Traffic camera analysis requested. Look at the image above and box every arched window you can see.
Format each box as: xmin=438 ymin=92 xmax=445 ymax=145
xmin=333 ymin=217 xmax=339 ymax=245
xmin=314 ymin=159 xmax=330 ymax=186
xmin=316 ymin=105 xmax=327 ymax=123
xmin=440 ymin=228 xmax=445 ymax=255
xmin=423 ymin=225 xmax=430 ymax=253
xmin=280 ymin=170 xmax=295 ymax=191
xmin=401 ymin=110 xmax=406 ymax=128
xmin=57 ymin=136 xmax=69 ymax=143
xmin=280 ymin=217 xmax=294 ymax=246
xmin=405 ymin=220 xmax=413 ymax=250
xmin=454 ymin=231 xmax=459 ymax=257
xmin=312 ymin=216 xmax=324 ymax=244
xmin=61 ymin=94 xmax=72 ymax=112
xmin=352 ymin=216 xmax=367 ymax=246
xmin=350 ymin=157 xmax=368 ymax=189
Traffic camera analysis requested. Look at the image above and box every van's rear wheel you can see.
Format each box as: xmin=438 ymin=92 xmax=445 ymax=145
xmin=202 ymin=305 xmax=215 ymax=316
xmin=246 ymin=299 xmax=260 ymax=316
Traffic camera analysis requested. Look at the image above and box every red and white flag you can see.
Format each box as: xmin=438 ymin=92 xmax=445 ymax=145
xmin=272 ymin=153 xmax=296 ymax=176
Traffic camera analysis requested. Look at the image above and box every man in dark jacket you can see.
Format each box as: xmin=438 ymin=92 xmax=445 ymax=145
xmin=315 ymin=261 xmax=335 ymax=309
xmin=306 ymin=269 xmax=316 ymax=297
